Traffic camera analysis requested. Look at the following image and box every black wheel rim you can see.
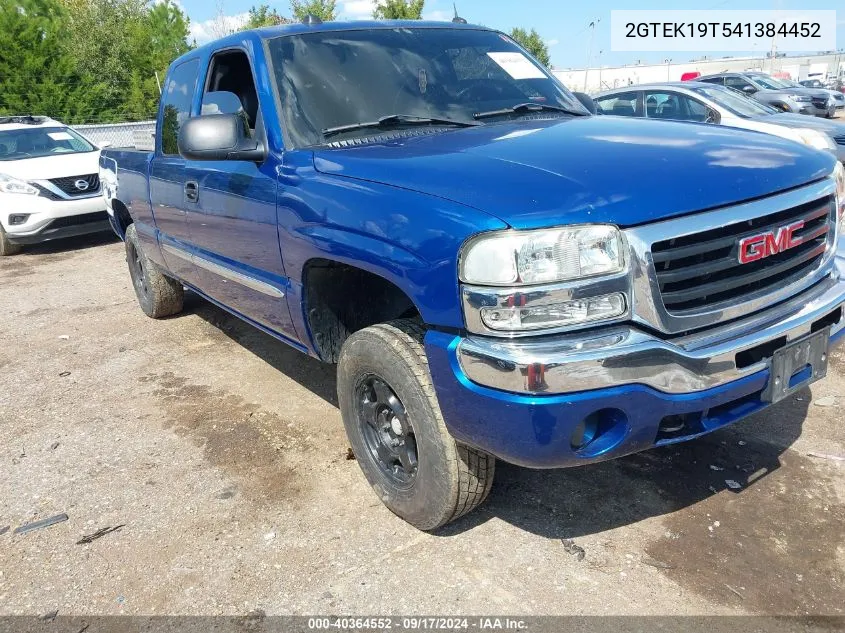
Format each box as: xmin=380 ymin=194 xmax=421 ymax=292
xmin=127 ymin=241 xmax=149 ymax=299
xmin=356 ymin=375 xmax=418 ymax=487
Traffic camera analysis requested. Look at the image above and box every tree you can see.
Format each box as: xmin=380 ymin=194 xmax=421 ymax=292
xmin=372 ymin=0 xmax=424 ymax=19
xmin=290 ymin=0 xmax=335 ymax=21
xmin=244 ymin=4 xmax=291 ymax=28
xmin=2 ymin=0 xmax=193 ymax=124
xmin=0 ymin=0 xmax=91 ymax=121
xmin=509 ymin=27 xmax=550 ymax=68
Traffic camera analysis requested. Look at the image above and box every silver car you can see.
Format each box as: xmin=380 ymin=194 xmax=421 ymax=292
xmin=593 ymin=82 xmax=844 ymax=163
xmin=787 ymin=78 xmax=845 ymax=111
xmin=697 ymin=72 xmax=836 ymax=118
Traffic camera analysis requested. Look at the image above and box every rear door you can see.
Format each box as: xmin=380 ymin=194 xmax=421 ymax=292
xmin=182 ymin=47 xmax=295 ymax=339
xmin=150 ymin=58 xmax=200 ymax=282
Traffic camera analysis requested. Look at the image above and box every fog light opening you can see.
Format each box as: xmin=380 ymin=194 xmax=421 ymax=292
xmin=571 ymin=408 xmax=628 ymax=456
xmin=9 ymin=214 xmax=29 ymax=226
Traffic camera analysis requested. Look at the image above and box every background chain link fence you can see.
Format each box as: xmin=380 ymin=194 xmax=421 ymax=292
xmin=72 ymin=120 xmax=156 ymax=150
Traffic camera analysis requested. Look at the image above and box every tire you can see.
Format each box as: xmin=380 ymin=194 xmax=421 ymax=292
xmin=125 ymin=223 xmax=183 ymax=318
xmin=0 ymin=224 xmax=23 ymax=257
xmin=337 ymin=319 xmax=495 ymax=531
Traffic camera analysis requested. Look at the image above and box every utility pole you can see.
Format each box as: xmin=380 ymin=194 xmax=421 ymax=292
xmin=597 ymin=50 xmax=603 ymax=90
xmin=584 ymin=18 xmax=600 ymax=92
xmin=769 ymin=29 xmax=778 ymax=73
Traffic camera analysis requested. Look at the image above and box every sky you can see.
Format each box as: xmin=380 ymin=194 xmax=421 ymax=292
xmin=178 ymin=0 xmax=845 ymax=70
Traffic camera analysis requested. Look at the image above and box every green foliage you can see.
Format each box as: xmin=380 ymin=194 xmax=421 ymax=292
xmin=372 ymin=0 xmax=424 ymax=20
xmin=509 ymin=27 xmax=550 ymax=68
xmin=0 ymin=0 xmax=90 ymax=120
xmin=290 ymin=0 xmax=335 ymax=21
xmin=0 ymin=0 xmax=193 ymax=124
xmin=244 ymin=4 xmax=290 ymax=28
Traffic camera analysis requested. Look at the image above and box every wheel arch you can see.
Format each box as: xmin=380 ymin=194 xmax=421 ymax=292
xmin=301 ymin=257 xmax=423 ymax=363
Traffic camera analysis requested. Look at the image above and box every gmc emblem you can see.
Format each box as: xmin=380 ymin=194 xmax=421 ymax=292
xmin=738 ymin=221 xmax=804 ymax=264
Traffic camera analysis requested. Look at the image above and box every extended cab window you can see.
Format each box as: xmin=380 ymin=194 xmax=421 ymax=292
xmin=160 ymin=59 xmax=199 ymax=156
xmin=595 ymin=93 xmax=639 ymax=116
xmin=267 ymin=28 xmax=586 ymax=148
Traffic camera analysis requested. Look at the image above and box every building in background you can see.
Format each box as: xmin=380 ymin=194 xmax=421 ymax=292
xmin=554 ymin=52 xmax=845 ymax=95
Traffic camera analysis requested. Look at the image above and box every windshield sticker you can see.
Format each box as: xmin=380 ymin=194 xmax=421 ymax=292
xmin=47 ymin=132 xmax=74 ymax=141
xmin=487 ymin=52 xmax=546 ymax=80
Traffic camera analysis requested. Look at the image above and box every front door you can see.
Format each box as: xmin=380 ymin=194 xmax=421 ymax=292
xmin=183 ymin=49 xmax=295 ymax=340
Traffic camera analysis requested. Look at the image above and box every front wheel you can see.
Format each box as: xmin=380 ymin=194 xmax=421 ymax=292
xmin=337 ymin=319 xmax=495 ymax=531
xmin=125 ymin=224 xmax=184 ymax=318
xmin=0 ymin=224 xmax=23 ymax=256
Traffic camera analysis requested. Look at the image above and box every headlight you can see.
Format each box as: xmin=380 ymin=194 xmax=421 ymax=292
xmin=792 ymin=95 xmax=812 ymax=103
xmin=834 ymin=162 xmax=845 ymax=223
xmin=0 ymin=173 xmax=38 ymax=196
xmin=794 ymin=129 xmax=835 ymax=151
xmin=460 ymin=225 xmax=625 ymax=286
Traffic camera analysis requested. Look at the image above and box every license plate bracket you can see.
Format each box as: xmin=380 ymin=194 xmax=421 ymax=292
xmin=763 ymin=328 xmax=830 ymax=404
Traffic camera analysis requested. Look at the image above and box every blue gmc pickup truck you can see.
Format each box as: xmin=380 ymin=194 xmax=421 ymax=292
xmin=101 ymin=19 xmax=845 ymax=530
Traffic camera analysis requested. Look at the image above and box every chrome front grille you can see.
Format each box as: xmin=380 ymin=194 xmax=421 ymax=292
xmin=651 ymin=195 xmax=835 ymax=314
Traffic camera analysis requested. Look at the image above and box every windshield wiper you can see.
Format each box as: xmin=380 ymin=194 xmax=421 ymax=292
xmin=322 ymin=114 xmax=480 ymax=139
xmin=473 ymin=102 xmax=585 ymax=120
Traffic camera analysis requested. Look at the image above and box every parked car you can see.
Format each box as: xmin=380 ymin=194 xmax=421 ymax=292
xmin=782 ymin=78 xmax=844 ymax=111
xmin=0 ymin=116 xmax=111 ymax=256
xmin=800 ymin=78 xmax=829 ymax=90
xmin=698 ymin=72 xmax=836 ymax=117
xmin=102 ymin=20 xmax=845 ymax=530
xmin=593 ymin=82 xmax=845 ymax=163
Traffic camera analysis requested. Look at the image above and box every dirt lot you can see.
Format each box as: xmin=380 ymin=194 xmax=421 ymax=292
xmin=0 ymin=232 xmax=843 ymax=617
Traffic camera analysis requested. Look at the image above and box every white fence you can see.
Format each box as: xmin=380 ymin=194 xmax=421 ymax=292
xmin=72 ymin=120 xmax=156 ymax=150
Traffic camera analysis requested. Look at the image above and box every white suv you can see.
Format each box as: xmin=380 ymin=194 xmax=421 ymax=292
xmin=0 ymin=116 xmax=111 ymax=256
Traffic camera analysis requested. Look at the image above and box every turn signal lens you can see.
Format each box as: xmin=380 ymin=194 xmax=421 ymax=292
xmin=480 ymin=293 xmax=627 ymax=331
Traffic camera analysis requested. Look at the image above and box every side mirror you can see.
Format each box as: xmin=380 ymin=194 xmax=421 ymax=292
xmin=573 ymin=91 xmax=597 ymax=115
xmin=742 ymin=85 xmax=757 ymax=95
xmin=705 ymin=108 xmax=721 ymax=124
xmin=178 ymin=113 xmax=266 ymax=162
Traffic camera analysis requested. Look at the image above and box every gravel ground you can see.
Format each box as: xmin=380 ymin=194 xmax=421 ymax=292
xmin=0 ymin=233 xmax=843 ymax=617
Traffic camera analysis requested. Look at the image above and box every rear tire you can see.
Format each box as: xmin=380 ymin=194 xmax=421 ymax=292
xmin=125 ymin=224 xmax=183 ymax=318
xmin=337 ymin=319 xmax=495 ymax=531
xmin=0 ymin=224 xmax=23 ymax=257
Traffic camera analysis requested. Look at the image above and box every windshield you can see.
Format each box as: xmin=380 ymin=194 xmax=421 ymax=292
xmin=693 ymin=85 xmax=778 ymax=117
xmin=748 ymin=74 xmax=787 ymax=90
xmin=0 ymin=126 xmax=95 ymax=161
xmin=267 ymin=27 xmax=585 ymax=147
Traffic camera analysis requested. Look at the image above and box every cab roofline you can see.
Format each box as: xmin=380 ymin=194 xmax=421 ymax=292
xmin=183 ymin=20 xmax=493 ymax=59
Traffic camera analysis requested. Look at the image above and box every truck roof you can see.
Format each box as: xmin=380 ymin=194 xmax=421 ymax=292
xmin=185 ymin=20 xmax=490 ymax=58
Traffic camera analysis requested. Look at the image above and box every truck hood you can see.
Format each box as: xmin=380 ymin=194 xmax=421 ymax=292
xmin=312 ymin=116 xmax=834 ymax=230
xmin=0 ymin=151 xmax=101 ymax=181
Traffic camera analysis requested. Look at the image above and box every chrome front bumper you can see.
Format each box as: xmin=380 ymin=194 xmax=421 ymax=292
xmin=457 ymin=259 xmax=845 ymax=395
